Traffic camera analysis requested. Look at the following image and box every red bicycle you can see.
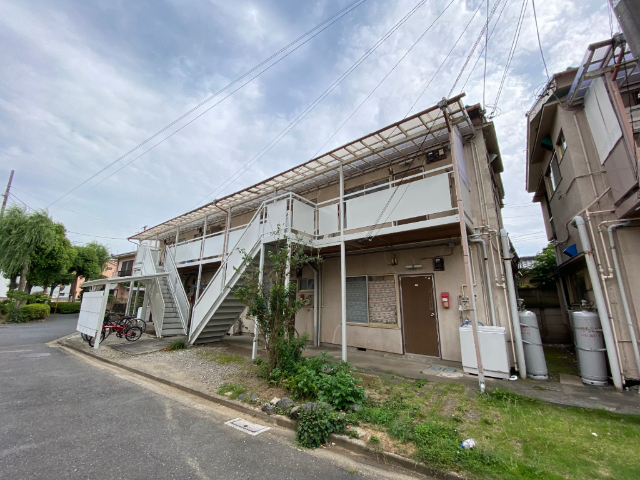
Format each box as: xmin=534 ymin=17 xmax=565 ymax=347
xmin=88 ymin=323 xmax=143 ymax=346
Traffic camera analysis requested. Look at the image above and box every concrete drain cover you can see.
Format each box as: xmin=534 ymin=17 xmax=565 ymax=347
xmin=20 ymin=353 xmax=51 ymax=358
xmin=225 ymin=418 xmax=270 ymax=436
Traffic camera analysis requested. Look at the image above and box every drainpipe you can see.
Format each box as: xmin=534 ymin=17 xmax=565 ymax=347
xmin=571 ymin=216 xmax=623 ymax=390
xmin=340 ymin=163 xmax=347 ymax=362
xmin=469 ymin=236 xmax=496 ymax=326
xmin=608 ymin=222 xmax=640 ymax=387
xmin=252 ymin=243 xmax=265 ymax=360
xmin=310 ymin=264 xmax=319 ymax=347
xmin=500 ymin=229 xmax=527 ymax=379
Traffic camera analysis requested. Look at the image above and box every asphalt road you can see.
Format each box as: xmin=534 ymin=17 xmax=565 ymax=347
xmin=0 ymin=315 xmax=418 ymax=480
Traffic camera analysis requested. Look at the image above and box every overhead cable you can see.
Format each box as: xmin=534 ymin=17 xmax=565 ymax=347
xmin=192 ymin=0 xmax=432 ymax=208
xmin=489 ymin=0 xmax=528 ymax=118
xmin=449 ymin=0 xmax=507 ymax=97
xmin=531 ymin=0 xmax=549 ymax=80
xmin=45 ymin=0 xmax=369 ymax=211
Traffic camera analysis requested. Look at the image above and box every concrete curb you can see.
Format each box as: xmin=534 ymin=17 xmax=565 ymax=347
xmin=61 ymin=340 xmax=463 ymax=479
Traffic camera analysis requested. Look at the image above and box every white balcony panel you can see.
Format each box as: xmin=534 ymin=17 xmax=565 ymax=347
xmin=175 ymin=240 xmax=202 ymax=264
xmin=346 ymin=174 xmax=451 ymax=230
xmin=227 ymin=228 xmax=244 ymax=252
xmin=203 ymin=233 xmax=224 ymax=259
xmin=292 ymin=199 xmax=315 ymax=236
xmin=318 ymin=204 xmax=339 ymax=236
xmin=345 ymin=189 xmax=394 ymax=230
xmin=265 ymin=199 xmax=288 ymax=235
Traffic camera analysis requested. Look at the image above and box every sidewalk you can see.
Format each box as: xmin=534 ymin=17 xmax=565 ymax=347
xmin=222 ymin=335 xmax=640 ymax=416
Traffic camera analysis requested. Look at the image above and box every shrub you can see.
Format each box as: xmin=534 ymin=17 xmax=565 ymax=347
xmin=166 ymin=340 xmax=187 ymax=351
xmin=296 ymin=403 xmax=346 ymax=448
xmin=54 ymin=302 xmax=81 ymax=314
xmin=20 ymin=303 xmax=50 ymax=320
xmin=0 ymin=299 xmax=12 ymax=315
xmin=317 ymin=369 xmax=366 ymax=410
xmin=8 ymin=309 xmax=28 ymax=323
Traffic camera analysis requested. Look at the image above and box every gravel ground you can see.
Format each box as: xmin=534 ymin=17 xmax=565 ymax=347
xmin=64 ymin=334 xmax=242 ymax=394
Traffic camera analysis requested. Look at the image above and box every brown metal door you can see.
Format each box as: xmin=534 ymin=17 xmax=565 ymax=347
xmin=400 ymin=275 xmax=439 ymax=356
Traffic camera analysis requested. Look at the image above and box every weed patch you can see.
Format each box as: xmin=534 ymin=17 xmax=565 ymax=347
xmin=217 ymin=383 xmax=246 ymax=399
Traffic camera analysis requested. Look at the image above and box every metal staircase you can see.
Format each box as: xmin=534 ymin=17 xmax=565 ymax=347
xmin=158 ymin=276 xmax=186 ymax=337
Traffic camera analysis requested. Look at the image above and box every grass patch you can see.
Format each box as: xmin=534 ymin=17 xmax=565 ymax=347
xmin=217 ymin=383 xmax=247 ymax=399
xmin=342 ymin=379 xmax=640 ymax=480
xmin=543 ymin=344 xmax=579 ymax=381
xmin=197 ymin=350 xmax=245 ymax=364
xmin=165 ymin=340 xmax=187 ymax=351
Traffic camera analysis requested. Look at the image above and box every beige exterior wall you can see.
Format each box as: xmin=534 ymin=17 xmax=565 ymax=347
xmin=527 ymin=71 xmax=640 ymax=380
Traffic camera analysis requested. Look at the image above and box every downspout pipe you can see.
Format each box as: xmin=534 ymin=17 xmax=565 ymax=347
xmin=608 ymin=222 xmax=640 ymax=388
xmin=572 ymin=216 xmax=623 ymax=391
xmin=469 ymin=236 xmax=497 ymax=326
xmin=500 ymin=229 xmax=527 ymax=379
xmin=309 ymin=264 xmax=319 ymax=347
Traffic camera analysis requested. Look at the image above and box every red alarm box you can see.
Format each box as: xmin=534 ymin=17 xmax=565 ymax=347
xmin=441 ymin=292 xmax=450 ymax=308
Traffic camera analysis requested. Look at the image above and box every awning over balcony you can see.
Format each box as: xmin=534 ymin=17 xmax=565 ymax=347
xmin=130 ymin=95 xmax=474 ymax=242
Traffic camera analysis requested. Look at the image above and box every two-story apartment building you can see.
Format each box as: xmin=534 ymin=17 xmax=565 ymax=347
xmin=526 ymin=35 xmax=640 ymax=389
xmin=119 ymin=94 xmax=526 ymax=379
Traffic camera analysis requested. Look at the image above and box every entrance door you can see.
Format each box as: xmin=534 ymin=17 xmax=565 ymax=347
xmin=400 ymin=275 xmax=439 ymax=356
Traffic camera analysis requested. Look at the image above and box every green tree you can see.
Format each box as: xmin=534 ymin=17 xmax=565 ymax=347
xmin=27 ymin=223 xmax=77 ymax=294
xmin=0 ymin=206 xmax=57 ymax=294
xmin=234 ymin=234 xmax=321 ymax=377
xmin=69 ymin=241 xmax=110 ymax=298
xmin=527 ymin=243 xmax=557 ymax=290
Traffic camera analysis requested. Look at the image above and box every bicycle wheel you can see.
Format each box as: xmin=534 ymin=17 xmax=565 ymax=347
xmin=124 ymin=326 xmax=142 ymax=342
xmin=81 ymin=333 xmax=90 ymax=342
xmin=132 ymin=318 xmax=147 ymax=333
xmin=88 ymin=331 xmax=106 ymax=347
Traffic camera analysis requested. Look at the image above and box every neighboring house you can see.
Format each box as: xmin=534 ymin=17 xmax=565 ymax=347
xmin=111 ymin=251 xmax=137 ymax=309
xmin=525 ymin=35 xmax=640 ymax=385
xmin=119 ymin=95 xmax=525 ymax=370
xmin=68 ymin=260 xmax=117 ymax=301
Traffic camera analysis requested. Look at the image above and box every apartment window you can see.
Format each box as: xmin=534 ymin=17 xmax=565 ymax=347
xmin=556 ymin=130 xmax=567 ymax=161
xmin=346 ymin=275 xmax=398 ymax=326
xmin=298 ymin=278 xmax=315 ymax=291
xmin=544 ymin=153 xmax=562 ymax=197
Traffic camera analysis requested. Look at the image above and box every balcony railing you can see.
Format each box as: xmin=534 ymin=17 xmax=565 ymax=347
xmin=171 ymin=165 xmax=458 ymax=266
xmin=118 ymin=269 xmax=132 ymax=277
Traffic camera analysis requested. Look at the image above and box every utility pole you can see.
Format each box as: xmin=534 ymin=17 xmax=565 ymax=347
xmin=1 ymin=170 xmax=15 ymax=217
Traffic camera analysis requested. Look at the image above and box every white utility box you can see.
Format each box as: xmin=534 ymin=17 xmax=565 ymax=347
xmin=459 ymin=325 xmax=510 ymax=379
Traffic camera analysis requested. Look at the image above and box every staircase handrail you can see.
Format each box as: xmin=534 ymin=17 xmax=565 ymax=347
xmin=135 ymin=244 xmax=165 ymax=336
xmin=164 ymin=246 xmax=191 ymax=333
xmin=192 ymin=201 xmax=269 ymax=310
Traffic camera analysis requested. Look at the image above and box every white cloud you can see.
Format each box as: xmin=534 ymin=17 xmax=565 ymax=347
xmin=0 ymin=0 xmax=612 ymax=255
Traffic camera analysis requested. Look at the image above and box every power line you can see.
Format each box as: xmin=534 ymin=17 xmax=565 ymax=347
xmin=449 ymin=0 xmax=506 ymax=97
xmin=489 ymin=0 xmax=528 ymax=117
xmin=459 ymin=0 xmax=511 ymax=93
xmin=9 ymin=193 xmax=34 ymax=211
xmin=483 ymin=0 xmax=489 ymax=107
xmin=45 ymin=0 xmax=369 ymax=211
xmin=11 ymin=186 xmax=139 ymax=229
xmin=309 ymin=0 xmax=463 ymax=164
xmin=67 ymin=231 xmax=129 ymax=240
xmin=531 ymin=0 xmax=549 ymax=80
xmin=192 ymin=0 xmax=433 ymax=208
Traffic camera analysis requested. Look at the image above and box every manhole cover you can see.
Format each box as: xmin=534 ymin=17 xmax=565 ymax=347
xmin=20 ymin=353 xmax=51 ymax=358
xmin=224 ymin=418 xmax=270 ymax=436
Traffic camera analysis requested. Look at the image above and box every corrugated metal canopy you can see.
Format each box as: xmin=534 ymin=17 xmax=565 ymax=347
xmin=130 ymin=94 xmax=473 ymax=241
xmin=567 ymin=37 xmax=640 ymax=106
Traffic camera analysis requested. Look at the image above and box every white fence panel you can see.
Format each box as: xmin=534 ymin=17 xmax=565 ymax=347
xmin=175 ymin=239 xmax=202 ymax=264
xmin=265 ymin=199 xmax=288 ymax=234
xmin=203 ymin=233 xmax=225 ymax=259
xmin=387 ymin=174 xmax=451 ymax=222
xmin=292 ymin=199 xmax=315 ymax=236
xmin=318 ymin=203 xmax=339 ymax=235
xmin=227 ymin=228 xmax=244 ymax=252
xmin=77 ymin=291 xmax=104 ymax=337
xmin=345 ymin=189 xmax=394 ymax=230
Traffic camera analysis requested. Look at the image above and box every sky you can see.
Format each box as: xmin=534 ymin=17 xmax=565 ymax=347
xmin=0 ymin=0 xmax=615 ymax=257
